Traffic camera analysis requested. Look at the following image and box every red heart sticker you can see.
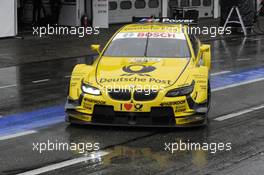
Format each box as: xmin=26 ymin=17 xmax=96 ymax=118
xmin=124 ymin=103 xmax=133 ymax=111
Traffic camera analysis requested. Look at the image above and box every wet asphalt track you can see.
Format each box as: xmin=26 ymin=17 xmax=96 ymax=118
xmin=0 ymin=36 xmax=264 ymax=175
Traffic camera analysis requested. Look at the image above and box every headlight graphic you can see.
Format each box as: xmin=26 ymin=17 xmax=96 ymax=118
xmin=81 ymin=82 xmax=101 ymax=95
xmin=166 ymin=81 xmax=195 ymax=97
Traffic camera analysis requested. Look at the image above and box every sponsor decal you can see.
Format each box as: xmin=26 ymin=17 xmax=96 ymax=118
xmin=160 ymin=100 xmax=185 ymax=107
xmin=196 ymin=80 xmax=206 ymax=84
xmin=72 ymin=77 xmax=81 ymax=81
xmin=200 ymin=85 xmax=207 ymax=90
xmin=175 ymin=118 xmax=190 ymax=125
xmin=175 ymin=105 xmax=186 ymax=113
xmin=193 ymin=74 xmax=206 ymax=78
xmin=139 ymin=18 xmax=195 ymax=24
xmin=70 ymin=82 xmax=77 ymax=87
xmin=113 ymin=32 xmax=186 ymax=40
xmin=83 ymin=102 xmax=92 ymax=110
xmin=196 ymin=79 xmax=207 ymax=90
xmin=134 ymin=104 xmax=143 ymax=111
xmin=70 ymin=77 xmax=82 ymax=87
xmin=129 ymin=57 xmax=161 ymax=63
xmin=120 ymin=103 xmax=143 ymax=111
xmin=100 ymin=77 xmax=147 ymax=83
xmin=124 ymin=103 xmax=133 ymax=111
xmin=99 ymin=77 xmax=172 ymax=85
xmin=84 ymin=98 xmax=106 ymax=105
xmin=99 ymin=64 xmax=172 ymax=85
xmin=121 ymin=64 xmax=156 ymax=76
xmin=137 ymin=32 xmax=185 ymax=40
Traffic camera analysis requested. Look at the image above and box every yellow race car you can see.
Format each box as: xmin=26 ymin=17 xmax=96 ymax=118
xmin=65 ymin=20 xmax=211 ymax=127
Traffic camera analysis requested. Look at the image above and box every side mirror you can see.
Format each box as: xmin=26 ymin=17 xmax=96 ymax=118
xmin=198 ymin=44 xmax=211 ymax=70
xmin=90 ymin=44 xmax=101 ymax=54
xmin=200 ymin=45 xmax=210 ymax=52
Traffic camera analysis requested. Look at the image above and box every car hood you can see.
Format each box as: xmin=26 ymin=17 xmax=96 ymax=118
xmin=95 ymin=56 xmax=189 ymax=89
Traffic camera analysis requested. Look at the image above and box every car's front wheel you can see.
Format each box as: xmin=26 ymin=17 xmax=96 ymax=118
xmin=205 ymin=81 xmax=211 ymax=125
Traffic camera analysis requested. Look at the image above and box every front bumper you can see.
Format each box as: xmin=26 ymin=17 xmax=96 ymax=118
xmin=65 ymin=105 xmax=207 ymax=127
xmin=65 ymin=89 xmax=209 ymax=127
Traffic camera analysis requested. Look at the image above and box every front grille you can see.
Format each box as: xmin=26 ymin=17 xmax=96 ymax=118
xmin=108 ymin=89 xmax=131 ymax=101
xmin=92 ymin=105 xmax=175 ymax=126
xmin=133 ymin=90 xmax=158 ymax=101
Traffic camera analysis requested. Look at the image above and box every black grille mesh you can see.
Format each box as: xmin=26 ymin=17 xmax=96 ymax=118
xmin=134 ymin=90 xmax=158 ymax=101
xmin=108 ymin=89 xmax=131 ymax=101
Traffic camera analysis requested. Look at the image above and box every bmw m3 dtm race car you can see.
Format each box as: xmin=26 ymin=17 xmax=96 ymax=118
xmin=65 ymin=19 xmax=211 ymax=127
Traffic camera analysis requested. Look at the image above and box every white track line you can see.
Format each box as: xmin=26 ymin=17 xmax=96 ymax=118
xmin=237 ymin=58 xmax=251 ymax=61
xmin=32 ymin=79 xmax=50 ymax=84
xmin=212 ymin=77 xmax=264 ymax=92
xmin=64 ymin=75 xmax=71 ymax=78
xmin=211 ymin=71 xmax=231 ymax=76
xmin=17 ymin=151 xmax=109 ymax=175
xmin=215 ymin=105 xmax=264 ymax=121
xmin=246 ymin=38 xmax=264 ymax=41
xmin=0 ymin=84 xmax=17 ymax=89
xmin=0 ymin=130 xmax=37 ymax=141
xmin=211 ymin=60 xmax=224 ymax=63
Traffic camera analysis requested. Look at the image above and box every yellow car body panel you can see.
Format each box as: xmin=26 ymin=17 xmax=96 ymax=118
xmin=65 ymin=22 xmax=211 ymax=127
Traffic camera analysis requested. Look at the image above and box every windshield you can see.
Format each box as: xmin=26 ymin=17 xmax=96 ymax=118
xmin=103 ymin=32 xmax=191 ymax=58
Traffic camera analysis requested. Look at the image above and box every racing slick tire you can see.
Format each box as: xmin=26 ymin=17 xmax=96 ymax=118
xmin=205 ymin=81 xmax=211 ymax=125
xmin=200 ymin=81 xmax=211 ymax=127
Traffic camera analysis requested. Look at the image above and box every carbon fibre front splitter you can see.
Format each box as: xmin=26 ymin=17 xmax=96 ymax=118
xmin=65 ymin=111 xmax=207 ymax=128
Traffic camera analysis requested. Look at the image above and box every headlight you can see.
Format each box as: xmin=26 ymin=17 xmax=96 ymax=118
xmin=81 ymin=82 xmax=101 ymax=95
xmin=166 ymin=81 xmax=195 ymax=97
